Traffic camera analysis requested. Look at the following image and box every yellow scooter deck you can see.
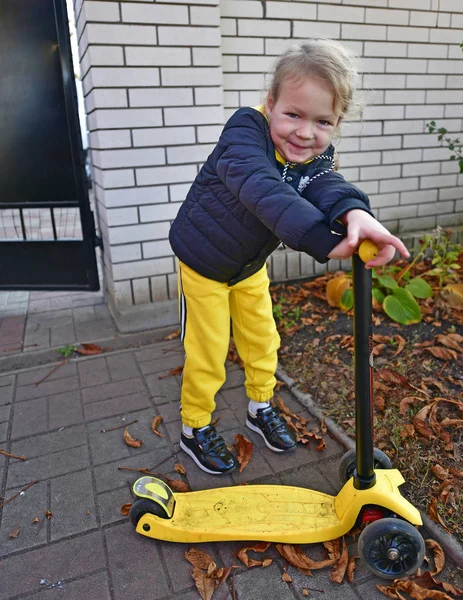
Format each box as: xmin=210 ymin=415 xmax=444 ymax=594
xmin=135 ymin=470 xmax=422 ymax=544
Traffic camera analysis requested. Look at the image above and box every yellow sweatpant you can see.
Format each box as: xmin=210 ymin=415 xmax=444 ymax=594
xmin=178 ymin=261 xmax=280 ymax=429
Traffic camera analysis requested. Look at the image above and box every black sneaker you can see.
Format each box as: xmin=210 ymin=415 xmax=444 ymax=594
xmin=246 ymin=405 xmax=297 ymax=452
xmin=180 ymin=424 xmax=236 ymax=475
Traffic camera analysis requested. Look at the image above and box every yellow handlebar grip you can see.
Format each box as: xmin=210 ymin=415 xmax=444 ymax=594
xmin=358 ymin=239 xmax=378 ymax=263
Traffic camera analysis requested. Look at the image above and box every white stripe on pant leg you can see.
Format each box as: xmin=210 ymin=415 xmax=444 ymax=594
xmin=179 ymin=269 xmax=187 ymax=343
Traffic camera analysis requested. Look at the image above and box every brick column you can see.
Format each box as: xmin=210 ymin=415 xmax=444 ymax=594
xmin=73 ymin=0 xmax=224 ymax=331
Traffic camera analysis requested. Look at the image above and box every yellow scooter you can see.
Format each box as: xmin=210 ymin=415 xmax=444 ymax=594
xmin=129 ymin=243 xmax=425 ymax=580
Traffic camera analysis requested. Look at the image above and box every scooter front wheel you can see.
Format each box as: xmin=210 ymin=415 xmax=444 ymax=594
xmin=129 ymin=498 xmax=170 ymax=526
xmin=358 ymin=517 xmax=425 ymax=580
xmin=338 ymin=448 xmax=392 ymax=484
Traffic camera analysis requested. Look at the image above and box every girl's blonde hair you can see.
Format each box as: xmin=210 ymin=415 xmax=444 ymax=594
xmin=267 ymin=39 xmax=362 ymax=120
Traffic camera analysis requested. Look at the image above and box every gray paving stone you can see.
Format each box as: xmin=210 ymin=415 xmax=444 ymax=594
xmin=93 ymin=446 xmax=176 ymax=494
xmin=48 ymin=390 xmax=84 ymax=430
xmin=81 ymin=377 xmax=145 ymax=404
xmin=280 ymin=464 xmax=339 ymax=496
xmin=49 ymin=324 xmax=77 ymax=347
xmin=0 ymin=531 xmax=106 ymax=600
xmin=16 ymin=362 xmax=77 ymax=387
xmin=139 ymin=353 xmax=185 ymax=376
xmin=7 ymin=445 xmax=89 ymax=489
xmin=0 ymin=421 xmax=8 ymax=443
xmin=285 ymin=560 xmax=361 ymax=600
xmin=11 ymin=424 xmax=86 ymax=457
xmin=221 ymin=367 xmax=246 ymax=389
xmin=84 ymin=391 xmax=151 ymax=422
xmin=26 ymin=571 xmax=111 ymax=600
xmin=157 ymin=399 xmax=182 ymax=424
xmin=145 ymin=373 xmax=181 ymax=403
xmin=106 ymin=353 xmax=140 ymax=381
xmin=15 ymin=375 xmax=80 ymax=402
xmin=11 ymin=396 xmax=48 ymax=439
xmin=0 ymin=381 xmax=14 ymax=406
xmin=87 ymin=409 xmax=170 ymax=466
xmin=106 ymin=522 xmax=170 ymax=600
xmin=78 ymin=357 xmax=110 ymax=388
xmin=0 ymin=374 xmax=14 ymax=388
xmin=0 ymin=480 xmax=48 ymax=556
xmin=235 ymin=561 xmax=296 ymax=599
xmin=73 ymin=306 xmax=96 ymax=322
xmin=50 ymin=469 xmax=97 ymax=540
xmin=135 ymin=341 xmax=182 ymax=363
xmin=0 ymin=403 xmax=11 ymax=423
xmin=98 ymin=486 xmax=133 ymax=527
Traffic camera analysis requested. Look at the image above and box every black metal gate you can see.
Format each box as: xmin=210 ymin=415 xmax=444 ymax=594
xmin=0 ymin=0 xmax=100 ymax=291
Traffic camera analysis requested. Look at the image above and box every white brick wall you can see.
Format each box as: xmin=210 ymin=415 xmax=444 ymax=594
xmin=74 ymin=0 xmax=463 ymax=326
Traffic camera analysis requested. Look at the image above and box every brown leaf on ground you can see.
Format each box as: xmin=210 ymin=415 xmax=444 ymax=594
xmin=164 ymin=476 xmax=190 ymax=492
xmin=123 ymin=427 xmax=143 ymax=448
xmin=233 ymin=433 xmax=253 ymax=473
xmin=374 ymin=395 xmax=386 ymax=413
xmin=277 ymin=543 xmax=335 ymax=572
xmin=213 ymin=566 xmax=232 ymax=587
xmin=159 ymin=365 xmax=184 ymax=379
xmin=323 ymin=539 xmax=341 ymax=560
xmin=45 ymin=510 xmax=53 ymax=520
xmin=377 ymin=369 xmax=429 ymax=396
xmin=392 ymin=335 xmax=407 ymax=357
xmin=431 ymin=465 xmax=449 ymax=481
xmin=151 ymin=416 xmax=163 ymax=437
xmin=282 ymin=572 xmax=293 ymax=583
xmin=32 ymin=517 xmax=39 ymax=524
xmin=435 ymin=334 xmax=463 ymax=353
xmin=347 ymin=555 xmax=358 ymax=583
xmin=400 ymin=396 xmax=424 ymax=415
xmin=8 ymin=526 xmax=20 ymax=538
xmin=330 ymin=537 xmax=349 ymax=584
xmin=414 ymin=405 xmax=436 ymax=439
xmin=399 ymin=423 xmax=416 ymax=438
xmin=164 ymin=329 xmax=180 ymax=340
xmin=75 ymin=343 xmax=106 ymax=355
xmin=376 ymin=584 xmax=407 ymax=599
xmin=427 ymin=497 xmax=450 ymax=532
xmin=120 ymin=503 xmax=132 ymax=516
xmin=237 ymin=542 xmax=271 ymax=567
xmin=425 ymin=539 xmax=445 ymax=575
xmin=396 ymin=580 xmax=453 ymax=599
xmin=185 ymin=548 xmax=216 ymax=571
xmin=191 ymin=566 xmax=215 ymax=600
xmin=411 ymin=571 xmax=463 ymax=597
xmin=425 ymin=347 xmax=458 ymax=361
xmin=174 ymin=463 xmax=187 ymax=475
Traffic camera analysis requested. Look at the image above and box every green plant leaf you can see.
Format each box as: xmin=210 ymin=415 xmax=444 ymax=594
xmin=405 ymin=277 xmax=433 ymax=299
xmin=378 ymin=275 xmax=398 ymax=289
xmin=372 ymin=287 xmax=385 ymax=304
xmin=340 ymin=288 xmax=353 ymax=311
xmin=383 ymin=289 xmax=421 ymax=325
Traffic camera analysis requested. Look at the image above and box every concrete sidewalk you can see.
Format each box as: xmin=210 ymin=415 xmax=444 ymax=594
xmin=1 ymin=290 xmax=461 ymax=600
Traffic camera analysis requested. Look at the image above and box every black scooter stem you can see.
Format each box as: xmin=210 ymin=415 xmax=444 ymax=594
xmin=352 ymin=253 xmax=376 ymax=490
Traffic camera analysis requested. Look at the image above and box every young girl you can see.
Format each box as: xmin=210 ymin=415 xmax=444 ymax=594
xmin=169 ymin=39 xmax=409 ymax=475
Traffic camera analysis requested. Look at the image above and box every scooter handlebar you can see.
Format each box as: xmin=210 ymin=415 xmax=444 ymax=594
xmin=358 ymin=240 xmax=378 ymax=263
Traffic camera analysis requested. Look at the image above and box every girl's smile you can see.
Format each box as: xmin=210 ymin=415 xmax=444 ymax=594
xmin=265 ymin=75 xmax=341 ymax=164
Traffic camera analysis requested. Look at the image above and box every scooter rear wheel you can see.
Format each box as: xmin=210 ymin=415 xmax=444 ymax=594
xmin=129 ymin=498 xmax=170 ymax=526
xmin=338 ymin=448 xmax=392 ymax=484
xmin=358 ymin=517 xmax=425 ymax=580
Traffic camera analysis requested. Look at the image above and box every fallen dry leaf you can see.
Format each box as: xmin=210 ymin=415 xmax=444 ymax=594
xmin=282 ymin=572 xmax=293 ymax=583
xmin=233 ymin=433 xmax=253 ymax=473
xmin=425 ymin=539 xmax=445 ymax=575
xmin=32 ymin=517 xmax=39 ymax=524
xmin=330 ymin=537 xmax=349 ymax=584
xmin=426 ymin=346 xmax=458 ymax=361
xmin=376 ymin=583 xmax=407 ymax=599
xmin=427 ymin=497 xmax=450 ymax=532
xmin=174 ymin=463 xmax=187 ymax=475
xmin=347 ymin=555 xmax=358 ymax=583
xmin=185 ymin=548 xmax=216 ymax=571
xmin=8 ymin=526 xmax=20 ymax=539
xmin=45 ymin=510 xmax=53 ymax=520
xmin=120 ymin=503 xmax=132 ymax=516
xmin=164 ymin=476 xmax=190 ymax=493
xmin=400 ymin=396 xmax=424 ymax=415
xmin=410 ymin=571 xmax=463 ymax=597
xmin=276 ymin=543 xmax=335 ymax=573
xmin=164 ymin=330 xmax=180 ymax=340
xmin=151 ymin=415 xmax=163 ymax=437
xmin=75 ymin=343 xmax=106 ymax=355
xmin=158 ymin=365 xmax=184 ymax=379
xmin=237 ymin=542 xmax=271 ymax=567
xmin=191 ymin=566 xmax=215 ymax=600
xmin=123 ymin=427 xmax=143 ymax=448
xmin=396 ymin=579 xmax=453 ymax=599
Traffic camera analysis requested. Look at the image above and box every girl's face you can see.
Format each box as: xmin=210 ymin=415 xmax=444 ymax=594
xmin=265 ymin=75 xmax=341 ymax=164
